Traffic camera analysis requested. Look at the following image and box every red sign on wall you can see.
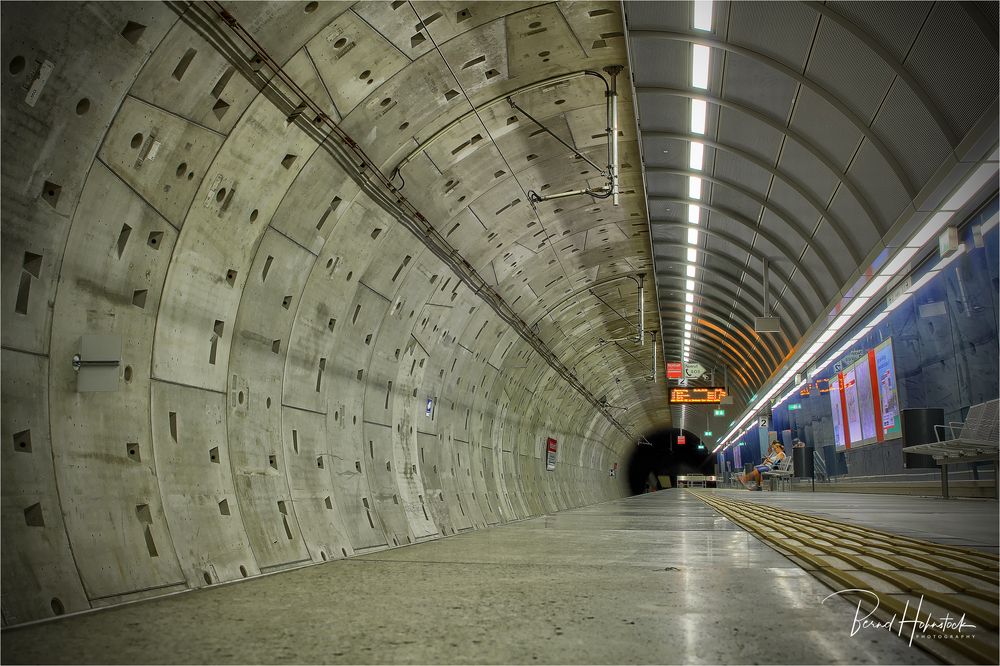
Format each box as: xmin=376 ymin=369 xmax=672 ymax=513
xmin=666 ymin=362 xmax=683 ymax=379
xmin=545 ymin=437 xmax=557 ymax=471
xmin=677 ymin=435 xmax=687 ymax=445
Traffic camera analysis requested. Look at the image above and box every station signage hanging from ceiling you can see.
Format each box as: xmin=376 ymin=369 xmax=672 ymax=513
xmin=666 ymin=362 xmax=683 ymax=379
xmin=668 ymin=387 xmax=728 ymax=404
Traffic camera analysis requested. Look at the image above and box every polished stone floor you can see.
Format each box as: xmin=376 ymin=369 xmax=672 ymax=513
xmin=2 ymin=490 xmax=945 ymax=664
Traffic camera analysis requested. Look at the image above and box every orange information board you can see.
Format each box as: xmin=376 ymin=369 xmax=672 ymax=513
xmin=668 ymin=387 xmax=728 ymax=404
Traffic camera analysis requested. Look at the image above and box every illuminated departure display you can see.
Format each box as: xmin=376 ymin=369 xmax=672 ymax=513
xmin=668 ymin=387 xmax=728 ymax=404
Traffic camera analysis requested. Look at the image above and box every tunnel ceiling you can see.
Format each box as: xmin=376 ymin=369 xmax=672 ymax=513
xmin=624 ymin=1 xmax=999 ymax=426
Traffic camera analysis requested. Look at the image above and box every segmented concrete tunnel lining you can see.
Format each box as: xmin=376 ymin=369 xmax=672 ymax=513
xmin=0 ymin=1 xmax=667 ymax=625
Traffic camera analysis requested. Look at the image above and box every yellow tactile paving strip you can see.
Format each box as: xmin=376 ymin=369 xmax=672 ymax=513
xmin=689 ymin=490 xmax=999 ymax=665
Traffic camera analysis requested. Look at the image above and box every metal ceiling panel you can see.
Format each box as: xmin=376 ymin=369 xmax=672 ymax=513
xmin=826 ymin=1 xmax=929 ymax=63
xmin=846 ymin=140 xmax=912 ymax=233
xmin=711 ymin=150 xmax=772 ymax=197
xmin=904 ymin=2 xmax=998 ymax=139
xmin=714 ymin=107 xmax=783 ymax=164
xmin=762 ymin=181 xmax=827 ymax=248
xmin=719 ymin=53 xmax=798 ymax=122
xmin=628 ymin=37 xmax=690 ymax=88
xmin=788 ymin=87 xmax=863 ymax=171
xmin=825 ymin=189 xmax=879 ymax=283
xmin=706 ymin=211 xmax=758 ymax=248
xmin=870 ymin=79 xmax=958 ymax=190
xmin=725 ymin=1 xmax=819 ymax=69
xmin=709 ymin=186 xmax=764 ymax=228
xmin=636 ymin=94 xmax=689 ymax=132
xmin=775 ymin=140 xmax=839 ymax=210
xmin=805 ymin=19 xmax=896 ymax=125
xmin=622 ymin=1 xmax=689 ymax=32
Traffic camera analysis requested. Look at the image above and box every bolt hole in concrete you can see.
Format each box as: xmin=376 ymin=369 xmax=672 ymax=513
xmin=187 ymin=171 xmax=194 ymax=180
xmin=75 ymin=98 xmax=90 ymax=115
xmin=203 ymin=572 xmax=211 ymax=585
xmin=249 ymin=209 xmax=258 ymax=222
xmin=238 ymin=391 xmax=244 ymax=404
xmin=266 ymin=397 xmax=271 ymax=408
xmin=175 ymin=162 xmax=187 ymax=177
xmin=398 ymin=121 xmax=409 ymax=131
xmin=239 ymin=566 xmax=247 ymax=578
xmin=9 ymin=55 xmax=25 ymax=74
xmin=216 ymin=188 xmax=226 ymax=203
xmin=50 ymin=598 xmax=64 ymax=615
xmin=359 ymin=69 xmax=370 ymax=80
xmin=303 ymin=1 xmax=318 ymax=13
xmin=130 ymin=133 xmax=143 ymax=149
xmin=333 ymin=37 xmax=347 ymax=49
xmin=123 ymin=365 xmax=133 ymax=382
xmin=320 ymin=551 xmax=327 ymax=561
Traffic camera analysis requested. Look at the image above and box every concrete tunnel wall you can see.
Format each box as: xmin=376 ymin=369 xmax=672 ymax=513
xmin=1 ymin=1 xmax=668 ymax=625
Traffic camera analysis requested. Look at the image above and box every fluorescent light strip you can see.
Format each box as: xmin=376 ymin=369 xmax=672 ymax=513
xmin=686 ymin=265 xmax=696 ymax=278
xmin=685 ymin=292 xmax=694 ymax=303
xmin=685 ymin=279 xmax=695 ymax=291
xmin=688 ymin=204 xmax=700 ymax=224
xmin=685 ymin=314 xmax=693 ymax=323
xmin=692 ymin=45 xmax=711 ymax=89
xmin=941 ymin=163 xmax=998 ymax=211
xmin=906 ymin=211 xmax=953 ymax=249
xmin=687 ymin=228 xmax=699 ymax=244
xmin=693 ymin=1 xmax=714 ymax=31
xmin=687 ymin=248 xmax=698 ymax=262
xmin=841 ymin=295 xmax=869 ymax=317
xmin=690 ymin=142 xmax=704 ymax=170
xmin=684 ymin=323 xmax=692 ymax=331
xmin=689 ymin=176 xmax=702 ymax=200
xmin=685 ymin=304 xmax=693 ymax=313
xmin=858 ymin=274 xmax=892 ymax=299
xmin=690 ymin=98 xmax=707 ymax=134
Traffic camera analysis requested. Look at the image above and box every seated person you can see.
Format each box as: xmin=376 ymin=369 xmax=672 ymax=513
xmin=739 ymin=441 xmax=785 ymax=491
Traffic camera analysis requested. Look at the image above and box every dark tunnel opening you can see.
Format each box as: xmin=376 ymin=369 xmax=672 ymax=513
xmin=625 ymin=428 xmax=714 ymax=495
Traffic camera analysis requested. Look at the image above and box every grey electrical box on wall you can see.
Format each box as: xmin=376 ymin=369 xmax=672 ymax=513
xmin=76 ymin=334 xmax=122 ymax=392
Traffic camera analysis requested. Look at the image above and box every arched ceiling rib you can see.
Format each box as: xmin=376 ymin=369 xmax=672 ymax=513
xmin=625 ymin=0 xmax=998 ymax=446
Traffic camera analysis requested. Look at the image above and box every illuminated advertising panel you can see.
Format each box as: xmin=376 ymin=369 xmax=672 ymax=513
xmin=844 ymin=367 xmax=863 ymax=445
xmin=668 ymin=387 xmax=728 ymax=404
xmin=853 ymin=356 xmax=877 ymax=442
xmin=874 ymin=339 xmax=901 ymax=438
xmin=830 ymin=375 xmax=846 ymax=449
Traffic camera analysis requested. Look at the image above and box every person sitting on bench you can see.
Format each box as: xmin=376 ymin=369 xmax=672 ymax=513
xmin=739 ymin=441 xmax=785 ymax=491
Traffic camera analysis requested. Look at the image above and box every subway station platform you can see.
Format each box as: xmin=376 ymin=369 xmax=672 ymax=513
xmin=5 ymin=489 xmax=996 ymax=665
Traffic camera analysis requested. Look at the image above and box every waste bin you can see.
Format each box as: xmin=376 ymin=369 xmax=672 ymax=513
xmin=792 ymin=445 xmax=814 ymax=478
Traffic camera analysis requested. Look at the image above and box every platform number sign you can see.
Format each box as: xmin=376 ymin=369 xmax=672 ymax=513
xmin=545 ymin=437 xmax=557 ymax=471
xmin=759 ymin=416 xmax=768 ymax=428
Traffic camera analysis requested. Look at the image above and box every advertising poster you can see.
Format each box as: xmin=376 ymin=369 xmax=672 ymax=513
xmin=545 ymin=437 xmax=557 ymax=471
xmin=874 ymin=339 xmax=901 ymax=438
xmin=830 ymin=374 xmax=846 ymax=449
xmin=843 ymin=368 xmax=863 ymax=446
xmin=853 ymin=356 xmax=877 ymax=442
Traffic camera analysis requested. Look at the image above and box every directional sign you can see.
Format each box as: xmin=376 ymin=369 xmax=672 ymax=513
xmin=788 ymin=403 xmax=802 ymax=411
xmin=684 ymin=361 xmax=706 ymax=379
xmin=666 ymin=362 xmax=683 ymax=379
xmin=713 ymin=409 xmax=725 ymax=417
xmin=677 ymin=435 xmax=687 ymax=445
xmin=703 ymin=431 xmax=713 ymax=437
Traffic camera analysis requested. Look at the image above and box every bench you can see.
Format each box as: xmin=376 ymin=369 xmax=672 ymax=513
xmin=762 ymin=456 xmax=794 ymax=491
xmin=902 ymin=399 xmax=999 ymax=499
